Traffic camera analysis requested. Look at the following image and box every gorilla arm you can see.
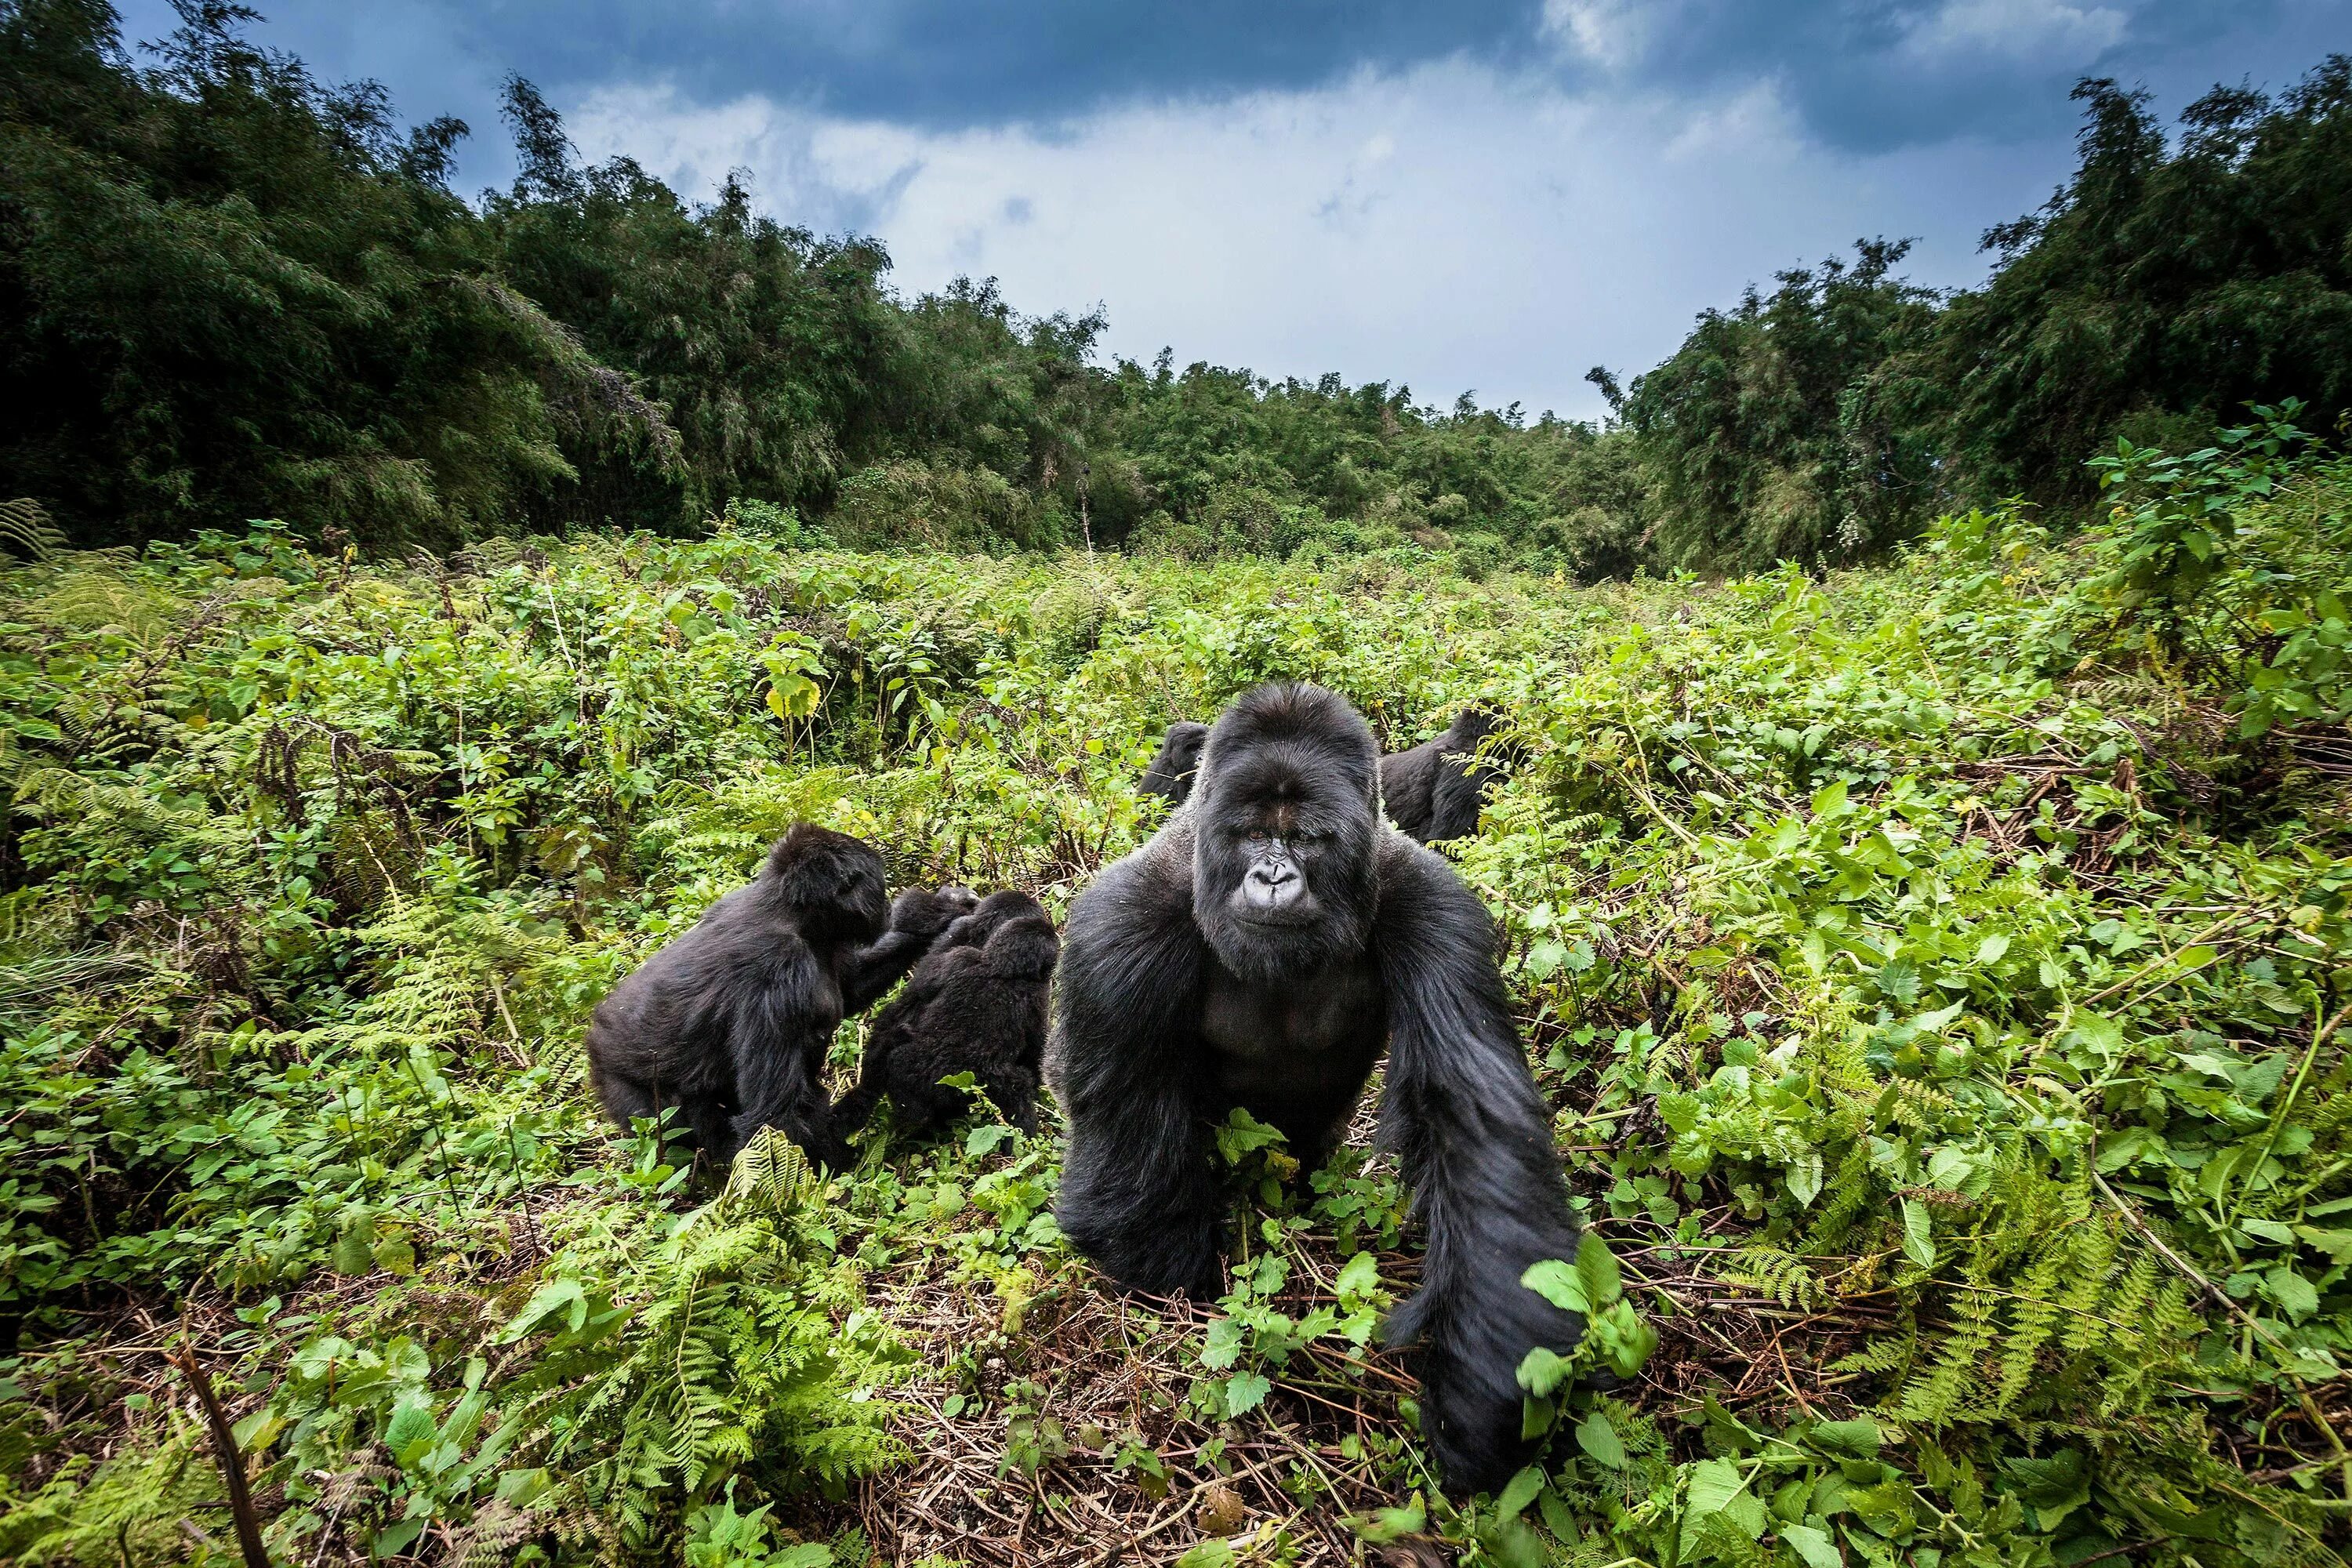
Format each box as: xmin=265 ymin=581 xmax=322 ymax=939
xmin=840 ymin=886 xmax=976 ymax=1013
xmin=1372 ymin=842 xmax=1584 ymax=1494
xmin=1050 ymin=841 xmax=1219 ymax=1298
xmin=721 ymin=942 xmax=837 ymax=1163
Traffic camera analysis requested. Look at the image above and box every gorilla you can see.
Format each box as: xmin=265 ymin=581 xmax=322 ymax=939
xmin=1051 ymin=683 xmax=1582 ymax=1494
xmin=829 ymin=890 xmax=1060 ymax=1142
xmin=1136 ymin=720 xmax=1210 ymax=808
xmin=1380 ymin=705 xmax=1518 ymax=846
xmin=586 ymin=824 xmax=975 ymax=1171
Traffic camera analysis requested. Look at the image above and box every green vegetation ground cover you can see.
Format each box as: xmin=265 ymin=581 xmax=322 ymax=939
xmin=0 ymin=426 xmax=2348 ymax=1566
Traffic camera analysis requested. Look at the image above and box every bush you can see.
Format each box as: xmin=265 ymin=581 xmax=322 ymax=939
xmin=826 ymin=460 xmax=1062 ymax=554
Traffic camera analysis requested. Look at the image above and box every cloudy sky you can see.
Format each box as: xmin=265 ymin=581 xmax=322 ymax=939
xmin=116 ymin=1 xmax=2348 ymax=421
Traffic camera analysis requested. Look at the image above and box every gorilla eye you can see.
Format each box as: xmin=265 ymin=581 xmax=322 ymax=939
xmin=1244 ymin=829 xmax=1270 ymax=846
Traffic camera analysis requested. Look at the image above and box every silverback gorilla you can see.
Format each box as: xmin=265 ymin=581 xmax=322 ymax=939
xmin=586 ymin=825 xmax=974 ymax=1170
xmin=1051 ymin=684 xmax=1582 ymax=1492
xmin=1380 ymin=705 xmax=1515 ymax=846
xmin=829 ymin=889 xmax=1059 ymax=1142
xmin=1136 ymin=720 xmax=1210 ymax=808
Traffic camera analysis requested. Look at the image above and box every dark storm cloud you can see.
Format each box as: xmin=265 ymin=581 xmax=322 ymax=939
xmin=119 ymin=1 xmax=2341 ymax=156
xmin=1543 ymin=0 xmax=2316 ymax=153
xmin=379 ymin=1 xmax=1545 ymax=127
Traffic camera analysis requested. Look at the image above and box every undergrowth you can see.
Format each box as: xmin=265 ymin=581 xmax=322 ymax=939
xmin=0 ymin=430 xmax=2347 ymax=1565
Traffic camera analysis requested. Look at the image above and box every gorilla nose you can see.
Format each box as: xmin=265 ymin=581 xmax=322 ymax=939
xmin=1243 ymin=861 xmax=1300 ymax=911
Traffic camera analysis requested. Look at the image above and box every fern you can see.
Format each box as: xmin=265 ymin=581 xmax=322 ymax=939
xmin=492 ymin=1130 xmax=907 ymax=1551
xmin=1720 ymin=1244 xmax=1828 ymax=1309
xmin=0 ymin=497 xmax=65 ymax=562
xmin=1884 ymin=1171 xmax=2196 ymax=1431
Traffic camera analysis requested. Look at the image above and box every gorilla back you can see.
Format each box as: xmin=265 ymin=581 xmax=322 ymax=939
xmin=1051 ymin=683 xmax=1583 ymax=1494
xmin=829 ymin=889 xmax=1059 ymax=1142
xmin=1380 ymin=705 xmax=1515 ymax=845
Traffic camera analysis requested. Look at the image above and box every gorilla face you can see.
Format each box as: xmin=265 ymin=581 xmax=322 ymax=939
xmin=1192 ymin=685 xmax=1380 ymax=984
xmin=1163 ymin=722 xmax=1206 ymax=771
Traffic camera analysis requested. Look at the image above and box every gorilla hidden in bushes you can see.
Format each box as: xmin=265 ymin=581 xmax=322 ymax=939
xmin=586 ymin=825 xmax=974 ymax=1171
xmin=1380 ymin=705 xmax=1518 ymax=846
xmin=1136 ymin=720 xmax=1210 ymax=808
xmin=829 ymin=890 xmax=1059 ymax=1142
xmin=1050 ymin=683 xmax=1582 ymax=1492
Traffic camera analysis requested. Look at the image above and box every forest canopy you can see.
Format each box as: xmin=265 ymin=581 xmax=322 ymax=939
xmin=2 ymin=0 xmax=2349 ymax=572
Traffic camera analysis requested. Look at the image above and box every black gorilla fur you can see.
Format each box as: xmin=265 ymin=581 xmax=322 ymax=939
xmin=1051 ymin=683 xmax=1582 ymax=1493
xmin=586 ymin=824 xmax=975 ymax=1171
xmin=829 ymin=890 xmax=1060 ymax=1141
xmin=1136 ymin=720 xmax=1210 ymax=807
xmin=1380 ymin=705 xmax=1517 ymax=846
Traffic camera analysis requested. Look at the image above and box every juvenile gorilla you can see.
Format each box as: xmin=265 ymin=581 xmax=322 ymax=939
xmin=586 ymin=825 xmax=974 ymax=1171
xmin=1052 ymin=684 xmax=1581 ymax=1493
xmin=1380 ymin=705 xmax=1517 ymax=846
xmin=829 ymin=890 xmax=1060 ymax=1142
xmin=1136 ymin=720 xmax=1210 ymax=808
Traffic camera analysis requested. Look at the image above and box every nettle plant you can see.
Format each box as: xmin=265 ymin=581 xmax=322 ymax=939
xmin=1189 ymin=1112 xmax=1394 ymax=1424
xmin=1515 ymin=1232 xmax=1659 ymax=1414
xmin=2087 ymin=401 xmax=2352 ymax=736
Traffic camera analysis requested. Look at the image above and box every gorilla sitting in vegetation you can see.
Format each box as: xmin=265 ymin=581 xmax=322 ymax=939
xmin=1136 ymin=720 xmax=1210 ymax=808
xmin=829 ymin=890 xmax=1060 ymax=1143
xmin=586 ymin=825 xmax=975 ymax=1171
xmin=1380 ymin=705 xmax=1519 ymax=846
xmin=1051 ymin=683 xmax=1581 ymax=1492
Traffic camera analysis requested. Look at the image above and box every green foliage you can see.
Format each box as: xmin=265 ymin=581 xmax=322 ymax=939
xmin=2087 ymin=404 xmax=2352 ymax=735
xmin=1622 ymin=238 xmax=1944 ymax=573
xmin=2 ymin=445 xmax=2348 ymax=1563
xmin=0 ymin=2 xmax=678 ymax=550
xmin=1926 ymin=64 xmax=2352 ymax=506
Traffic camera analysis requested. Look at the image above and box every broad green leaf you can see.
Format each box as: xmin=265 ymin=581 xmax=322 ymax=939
xmin=2295 ymin=1227 xmax=2352 ymax=1265
xmin=373 ymin=1519 xmax=428 ymax=1557
xmin=1575 ymin=1231 xmax=1623 ymax=1308
xmin=1810 ymin=1418 xmax=1884 ymax=1459
xmin=500 ymin=1276 xmax=588 ymax=1341
xmin=1516 ymin=1345 xmax=1572 ymax=1398
xmin=1223 ymin=1372 xmax=1271 ymax=1415
xmin=1521 ymin=1258 xmax=1588 ymax=1313
xmin=1200 ymin=1316 xmax=1245 ymax=1370
xmin=332 ymin=1227 xmax=376 ymax=1276
xmin=1900 ymin=1200 xmax=1936 ymax=1269
xmin=1495 ymin=1465 xmax=1544 ymax=1517
xmin=1788 ymin=1151 xmax=1823 ymax=1207
xmin=1575 ymin=1409 xmax=1628 ymax=1468
xmin=2265 ymin=1265 xmax=2319 ymax=1320
xmin=1781 ymin=1522 xmax=1844 ymax=1568
xmin=1350 ymin=1493 xmax=1426 ymax=1542
xmin=383 ymin=1395 xmax=437 ymax=1462
xmin=1686 ymin=1457 xmax=1747 ymax=1517
xmin=1335 ymin=1250 xmax=1381 ymax=1304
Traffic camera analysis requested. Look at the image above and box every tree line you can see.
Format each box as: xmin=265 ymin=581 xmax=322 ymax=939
xmin=3 ymin=2 xmax=2347 ymax=573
